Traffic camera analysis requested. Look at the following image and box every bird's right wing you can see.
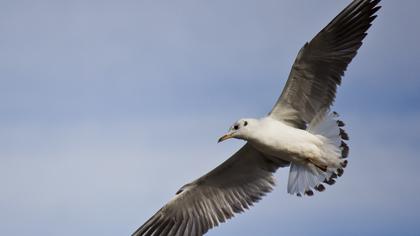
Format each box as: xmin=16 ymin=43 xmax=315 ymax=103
xmin=132 ymin=144 xmax=289 ymax=236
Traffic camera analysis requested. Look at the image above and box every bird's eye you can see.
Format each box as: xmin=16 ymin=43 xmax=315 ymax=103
xmin=233 ymin=125 xmax=239 ymax=130
xmin=244 ymin=121 xmax=248 ymax=126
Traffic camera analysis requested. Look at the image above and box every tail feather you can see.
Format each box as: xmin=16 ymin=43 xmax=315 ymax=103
xmin=287 ymin=112 xmax=349 ymax=196
xmin=287 ymin=162 xmax=329 ymax=195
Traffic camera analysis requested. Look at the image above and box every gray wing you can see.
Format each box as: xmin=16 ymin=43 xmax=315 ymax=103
xmin=269 ymin=0 xmax=381 ymax=128
xmin=132 ymin=144 xmax=288 ymax=236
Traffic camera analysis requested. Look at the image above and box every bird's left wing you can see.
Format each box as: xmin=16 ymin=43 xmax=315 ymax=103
xmin=269 ymin=0 xmax=381 ymax=128
xmin=132 ymin=143 xmax=288 ymax=236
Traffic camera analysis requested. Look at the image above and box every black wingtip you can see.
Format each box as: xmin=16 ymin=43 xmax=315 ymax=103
xmin=324 ymin=178 xmax=336 ymax=186
xmin=305 ymin=190 xmax=314 ymax=196
xmin=337 ymin=168 xmax=344 ymax=177
xmin=315 ymin=184 xmax=326 ymax=192
xmin=341 ymin=141 xmax=349 ymax=158
xmin=339 ymin=128 xmax=349 ymax=140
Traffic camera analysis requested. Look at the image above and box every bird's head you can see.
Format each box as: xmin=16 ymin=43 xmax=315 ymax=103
xmin=218 ymin=118 xmax=255 ymax=143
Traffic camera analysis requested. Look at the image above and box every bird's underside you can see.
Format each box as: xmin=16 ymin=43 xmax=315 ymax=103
xmin=132 ymin=1 xmax=381 ymax=235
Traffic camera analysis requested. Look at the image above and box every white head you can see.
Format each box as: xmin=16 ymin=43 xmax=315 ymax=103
xmin=218 ymin=118 xmax=256 ymax=143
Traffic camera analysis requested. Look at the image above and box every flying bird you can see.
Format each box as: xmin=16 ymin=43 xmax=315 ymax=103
xmin=132 ymin=0 xmax=381 ymax=235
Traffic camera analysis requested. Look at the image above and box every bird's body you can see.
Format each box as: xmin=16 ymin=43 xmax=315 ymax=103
xmin=228 ymin=113 xmax=346 ymax=195
xmin=132 ymin=1 xmax=380 ymax=235
xmin=246 ymin=117 xmax=324 ymax=163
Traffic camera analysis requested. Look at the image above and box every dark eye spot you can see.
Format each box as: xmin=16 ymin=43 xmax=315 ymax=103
xmin=233 ymin=125 xmax=239 ymax=130
xmin=244 ymin=121 xmax=248 ymax=126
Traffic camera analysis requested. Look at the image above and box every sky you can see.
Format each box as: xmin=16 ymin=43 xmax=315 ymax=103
xmin=1 ymin=0 xmax=420 ymax=235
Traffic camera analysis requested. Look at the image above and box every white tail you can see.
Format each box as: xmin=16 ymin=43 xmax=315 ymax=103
xmin=287 ymin=112 xmax=349 ymax=196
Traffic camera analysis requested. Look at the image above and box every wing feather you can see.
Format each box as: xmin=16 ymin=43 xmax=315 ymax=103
xmin=269 ymin=0 xmax=381 ymax=127
xmin=131 ymin=144 xmax=289 ymax=236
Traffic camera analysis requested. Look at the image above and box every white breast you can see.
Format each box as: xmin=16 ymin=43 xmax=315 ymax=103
xmin=248 ymin=117 xmax=323 ymax=163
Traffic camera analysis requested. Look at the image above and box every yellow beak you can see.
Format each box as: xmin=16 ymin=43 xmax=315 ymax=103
xmin=218 ymin=133 xmax=234 ymax=143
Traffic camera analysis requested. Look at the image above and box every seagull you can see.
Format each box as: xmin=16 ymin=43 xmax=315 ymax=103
xmin=132 ymin=0 xmax=381 ymax=235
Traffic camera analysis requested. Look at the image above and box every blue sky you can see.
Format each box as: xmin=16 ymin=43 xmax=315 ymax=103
xmin=1 ymin=0 xmax=420 ymax=235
